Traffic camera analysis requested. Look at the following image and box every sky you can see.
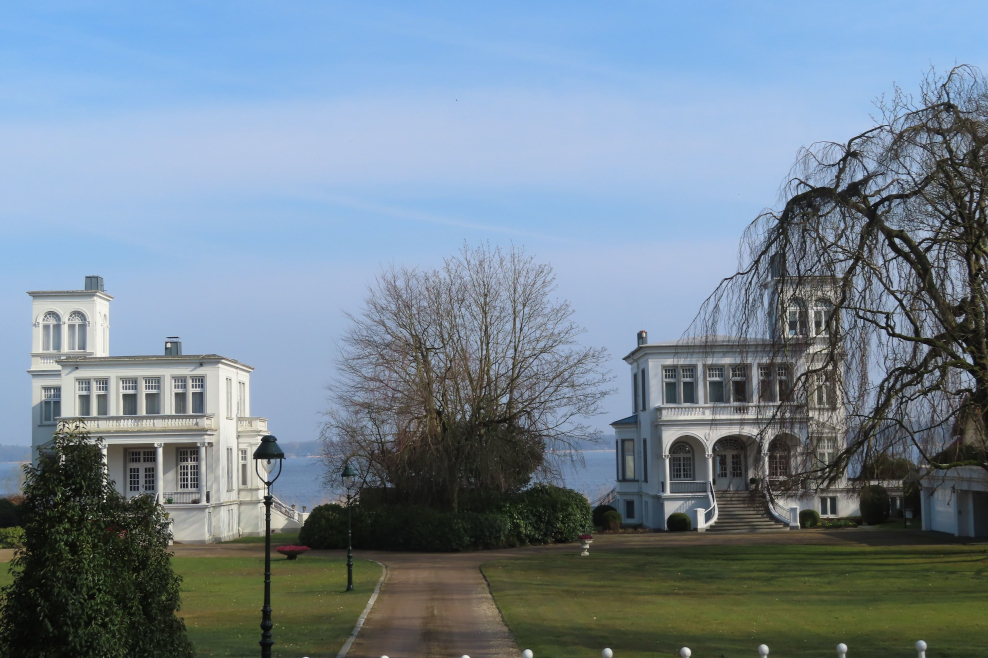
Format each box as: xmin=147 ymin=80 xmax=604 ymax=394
xmin=3 ymin=1 xmax=987 ymax=446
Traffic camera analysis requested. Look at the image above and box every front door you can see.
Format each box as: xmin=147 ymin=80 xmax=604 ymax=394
xmin=713 ymin=439 xmax=747 ymax=491
xmin=126 ymin=449 xmax=156 ymax=499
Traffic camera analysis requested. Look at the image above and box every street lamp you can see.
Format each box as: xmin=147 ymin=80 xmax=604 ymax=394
xmin=253 ymin=434 xmax=285 ymax=658
xmin=341 ymin=462 xmax=357 ymax=592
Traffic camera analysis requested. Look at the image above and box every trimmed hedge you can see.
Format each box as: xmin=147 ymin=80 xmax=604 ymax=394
xmin=601 ymin=510 xmax=622 ymax=531
xmin=860 ymin=484 xmax=891 ymax=525
xmin=592 ymin=504 xmax=617 ymax=528
xmin=667 ymin=512 xmax=691 ymax=532
xmin=799 ymin=509 xmax=821 ymax=529
xmin=299 ymin=484 xmax=592 ymax=552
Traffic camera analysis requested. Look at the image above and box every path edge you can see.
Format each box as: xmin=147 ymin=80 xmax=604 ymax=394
xmin=336 ymin=560 xmax=388 ymax=658
xmin=478 ymin=562 xmax=521 ymax=653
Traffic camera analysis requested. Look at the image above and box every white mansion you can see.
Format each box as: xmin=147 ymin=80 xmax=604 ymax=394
xmin=28 ymin=276 xmax=301 ymax=543
xmin=611 ymin=287 xmax=855 ymax=531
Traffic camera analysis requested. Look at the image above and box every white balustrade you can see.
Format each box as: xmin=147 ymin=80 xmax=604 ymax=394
xmin=59 ymin=414 xmax=216 ymax=432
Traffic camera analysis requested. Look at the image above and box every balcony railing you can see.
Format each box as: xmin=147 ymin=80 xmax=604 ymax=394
xmin=162 ymin=491 xmax=201 ymax=504
xmin=237 ymin=417 xmax=269 ymax=432
xmin=59 ymin=415 xmax=217 ymax=432
xmin=669 ymin=480 xmax=707 ymax=494
xmin=656 ymin=404 xmax=806 ymax=421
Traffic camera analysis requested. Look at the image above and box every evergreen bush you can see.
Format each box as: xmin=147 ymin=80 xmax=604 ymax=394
xmin=300 ymin=484 xmax=591 ymax=551
xmin=592 ymin=504 xmax=617 ymax=528
xmin=0 ymin=497 xmax=22 ymax=528
xmin=0 ymin=426 xmax=194 ymax=658
xmin=859 ymin=484 xmax=891 ymax=524
xmin=799 ymin=509 xmax=821 ymax=528
xmin=601 ymin=510 xmax=622 ymax=531
xmin=667 ymin=512 xmax=692 ymax=531
xmin=0 ymin=527 xmax=24 ymax=548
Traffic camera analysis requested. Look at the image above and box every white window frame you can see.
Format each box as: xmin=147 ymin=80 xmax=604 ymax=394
xmin=730 ymin=365 xmax=748 ymax=403
xmin=226 ymin=378 xmax=233 ymax=419
xmin=173 ymin=377 xmax=187 ymax=414
xmin=621 ymin=438 xmax=635 ymax=480
xmin=178 ymin=448 xmax=199 ymax=491
xmin=226 ymin=447 xmax=234 ymax=491
xmin=77 ymin=379 xmax=91 ymax=416
xmin=669 ymin=442 xmax=694 ymax=480
xmin=121 ymin=378 xmax=138 ymax=416
xmin=95 ymin=378 xmax=109 ymax=416
xmin=238 ymin=381 xmax=246 ymax=417
xmin=41 ymin=386 xmax=61 ymax=424
xmin=240 ymin=448 xmax=250 ymax=488
xmin=144 ymin=377 xmax=161 ymax=415
xmin=191 ymin=376 xmax=205 ymax=414
xmin=820 ymin=496 xmax=838 ymax=517
xmin=814 ymin=435 xmax=837 ymax=467
xmin=66 ymin=311 xmax=87 ymax=351
xmin=706 ymin=366 xmax=725 ymax=403
xmin=41 ymin=311 xmax=61 ymax=352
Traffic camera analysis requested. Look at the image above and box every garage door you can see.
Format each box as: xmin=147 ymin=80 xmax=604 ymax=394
xmin=930 ymin=487 xmax=956 ymax=534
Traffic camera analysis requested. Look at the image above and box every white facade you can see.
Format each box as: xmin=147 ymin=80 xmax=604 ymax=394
xmin=27 ymin=277 xmax=301 ymax=543
xmin=612 ymin=293 xmax=852 ymax=531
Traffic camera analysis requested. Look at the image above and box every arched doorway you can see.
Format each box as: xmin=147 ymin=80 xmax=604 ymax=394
xmin=713 ymin=437 xmax=747 ymax=491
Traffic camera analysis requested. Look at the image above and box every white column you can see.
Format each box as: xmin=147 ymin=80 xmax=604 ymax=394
xmin=198 ymin=442 xmax=206 ymax=504
xmin=706 ymin=453 xmax=713 ymax=486
xmin=663 ymin=453 xmax=670 ymax=493
xmin=99 ymin=441 xmax=108 ymax=476
xmin=154 ymin=442 xmax=164 ymax=502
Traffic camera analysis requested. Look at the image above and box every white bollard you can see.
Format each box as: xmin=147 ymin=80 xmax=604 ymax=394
xmin=681 ymin=648 xmax=692 ymax=658
xmin=916 ymin=641 xmax=927 ymax=658
xmin=837 ymin=643 xmax=848 ymax=658
xmin=602 ymin=649 xmax=614 ymax=658
xmin=523 ymin=651 xmax=534 ymax=658
xmin=758 ymin=645 xmax=770 ymax=658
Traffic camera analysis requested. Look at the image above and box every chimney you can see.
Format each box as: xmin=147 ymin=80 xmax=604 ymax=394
xmin=637 ymin=330 xmax=648 ymax=346
xmin=84 ymin=275 xmax=104 ymax=292
xmin=165 ymin=337 xmax=182 ymax=356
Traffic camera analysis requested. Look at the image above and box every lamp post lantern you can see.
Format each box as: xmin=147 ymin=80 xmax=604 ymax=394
xmin=253 ymin=434 xmax=285 ymax=658
xmin=341 ymin=462 xmax=357 ymax=592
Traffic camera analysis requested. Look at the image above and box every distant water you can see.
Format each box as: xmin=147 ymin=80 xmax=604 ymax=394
xmin=0 ymin=450 xmax=618 ymax=510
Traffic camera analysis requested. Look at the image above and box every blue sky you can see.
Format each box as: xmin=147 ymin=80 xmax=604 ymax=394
xmin=3 ymin=2 xmax=987 ymax=445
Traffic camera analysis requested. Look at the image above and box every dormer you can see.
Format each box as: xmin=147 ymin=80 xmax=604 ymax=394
xmin=28 ymin=276 xmax=112 ymax=369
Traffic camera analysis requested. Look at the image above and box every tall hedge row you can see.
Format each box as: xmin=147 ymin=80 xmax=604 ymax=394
xmin=299 ymin=484 xmax=591 ymax=552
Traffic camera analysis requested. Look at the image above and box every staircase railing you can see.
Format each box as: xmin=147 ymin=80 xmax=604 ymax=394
xmin=271 ymin=496 xmax=301 ymax=523
xmin=763 ymin=479 xmax=798 ymax=528
xmin=697 ymin=481 xmax=718 ymax=532
xmin=591 ymin=487 xmax=617 ymax=508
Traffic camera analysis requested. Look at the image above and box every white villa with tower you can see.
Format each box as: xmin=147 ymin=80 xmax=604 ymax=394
xmin=612 ymin=278 xmax=857 ymax=532
xmin=27 ymin=276 xmax=302 ymax=543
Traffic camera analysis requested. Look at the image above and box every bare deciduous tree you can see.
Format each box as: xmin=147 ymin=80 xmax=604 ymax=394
xmin=694 ymin=66 xmax=988 ymax=484
xmin=321 ymin=244 xmax=612 ymax=510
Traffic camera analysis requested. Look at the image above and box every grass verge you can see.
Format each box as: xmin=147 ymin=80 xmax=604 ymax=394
xmin=482 ymin=544 xmax=988 ymax=658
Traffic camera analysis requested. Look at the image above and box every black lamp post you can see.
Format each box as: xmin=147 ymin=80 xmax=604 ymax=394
xmin=253 ymin=434 xmax=285 ymax=658
xmin=341 ymin=462 xmax=357 ymax=592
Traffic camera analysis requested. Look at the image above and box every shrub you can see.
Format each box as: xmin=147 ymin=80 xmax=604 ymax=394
xmin=0 ymin=527 xmax=24 ymax=548
xmin=859 ymin=484 xmax=891 ymax=524
xmin=299 ymin=484 xmax=591 ymax=551
xmin=667 ymin=512 xmax=692 ymax=532
xmin=799 ymin=509 xmax=821 ymax=529
xmin=592 ymin=504 xmax=617 ymax=528
xmin=0 ymin=498 xmax=22 ymax=529
xmin=601 ymin=510 xmax=622 ymax=531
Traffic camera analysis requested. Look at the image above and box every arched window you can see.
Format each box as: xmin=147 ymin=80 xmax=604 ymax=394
xmin=67 ymin=311 xmax=87 ymax=351
xmin=669 ymin=442 xmax=694 ymax=480
xmin=768 ymin=437 xmax=792 ymax=478
xmin=41 ymin=312 xmax=61 ymax=352
xmin=786 ymin=298 xmax=807 ymax=337
xmin=813 ymin=299 xmax=834 ymax=336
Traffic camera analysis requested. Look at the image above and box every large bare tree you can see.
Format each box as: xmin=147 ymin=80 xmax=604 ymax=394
xmin=322 ymin=244 xmax=611 ymax=510
xmin=694 ymin=66 xmax=988 ymax=484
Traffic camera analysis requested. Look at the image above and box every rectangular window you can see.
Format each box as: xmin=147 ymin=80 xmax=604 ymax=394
xmin=707 ymin=367 xmax=725 ymax=403
xmin=621 ymin=438 xmax=635 ymax=480
xmin=173 ymin=377 xmax=187 ymax=414
xmin=758 ymin=365 xmax=775 ymax=402
xmin=717 ymin=454 xmax=727 ymax=478
xmin=777 ymin=365 xmax=791 ymax=401
xmin=178 ymin=448 xmax=199 ymax=490
xmin=240 ymin=449 xmax=249 ymax=487
xmin=144 ymin=378 xmax=161 ymax=415
xmin=624 ymin=499 xmax=635 ymax=521
xmin=640 ymin=370 xmax=647 ymax=411
xmin=121 ymin=378 xmax=137 ymax=416
xmin=191 ymin=377 xmax=205 ymax=414
xmin=820 ymin=496 xmax=838 ymax=517
xmin=41 ymin=386 xmax=61 ymax=423
xmin=681 ymin=367 xmax=696 ymax=404
xmin=664 ymin=367 xmax=678 ymax=404
xmin=731 ymin=453 xmax=743 ymax=478
xmin=731 ymin=366 xmax=748 ymax=403
xmin=95 ymin=378 xmax=108 ymax=416
xmin=226 ymin=447 xmax=234 ymax=491
xmin=226 ymin=378 xmax=233 ymax=419
xmin=632 ymin=373 xmax=638 ymax=414
xmin=77 ymin=379 xmax=91 ymax=416
xmin=815 ymin=435 xmax=837 ymax=467
xmin=814 ymin=371 xmax=837 ymax=409
xmin=238 ymin=381 xmax=246 ymax=416
xmin=129 ymin=466 xmax=140 ymax=492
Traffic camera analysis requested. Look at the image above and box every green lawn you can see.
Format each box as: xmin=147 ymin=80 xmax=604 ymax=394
xmin=0 ymin=554 xmax=379 ymax=658
xmin=482 ymin=544 xmax=988 ymax=658
xmin=222 ymin=530 xmax=301 ymax=544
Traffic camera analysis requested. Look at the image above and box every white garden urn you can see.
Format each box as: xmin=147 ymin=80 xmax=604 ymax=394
xmin=579 ymin=535 xmax=593 ymax=556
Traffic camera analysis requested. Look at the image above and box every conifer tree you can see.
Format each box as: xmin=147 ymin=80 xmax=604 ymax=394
xmin=0 ymin=424 xmax=195 ymax=658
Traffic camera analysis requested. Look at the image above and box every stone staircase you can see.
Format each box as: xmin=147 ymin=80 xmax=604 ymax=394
xmin=706 ymin=490 xmax=788 ymax=533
